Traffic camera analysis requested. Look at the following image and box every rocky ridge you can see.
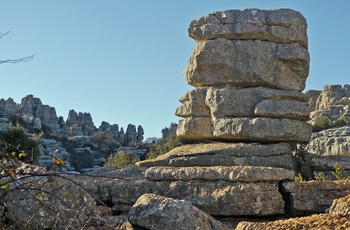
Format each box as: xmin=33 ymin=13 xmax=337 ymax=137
xmin=0 ymin=94 xmax=145 ymax=172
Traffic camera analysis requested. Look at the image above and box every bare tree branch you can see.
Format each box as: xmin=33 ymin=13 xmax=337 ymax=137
xmin=0 ymin=31 xmax=34 ymax=64
xmin=0 ymin=31 xmax=10 ymax=39
xmin=0 ymin=55 xmax=34 ymax=64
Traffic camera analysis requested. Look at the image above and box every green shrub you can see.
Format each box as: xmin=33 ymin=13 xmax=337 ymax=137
xmin=312 ymin=116 xmax=330 ymax=132
xmin=146 ymin=131 xmax=181 ymax=159
xmin=331 ymin=163 xmax=350 ymax=180
xmin=314 ymin=171 xmax=325 ymax=181
xmin=0 ymin=123 xmax=40 ymax=162
xmin=104 ymin=151 xmax=138 ymax=167
xmin=334 ymin=116 xmax=348 ymax=127
xmin=294 ymin=173 xmax=304 ymax=182
xmin=343 ymin=98 xmax=350 ymax=105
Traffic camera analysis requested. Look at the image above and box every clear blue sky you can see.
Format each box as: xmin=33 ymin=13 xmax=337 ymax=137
xmin=1 ymin=1 xmax=349 ymax=138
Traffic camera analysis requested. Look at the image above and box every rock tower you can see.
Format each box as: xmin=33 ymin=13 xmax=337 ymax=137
xmin=136 ymin=8 xmax=311 ymax=217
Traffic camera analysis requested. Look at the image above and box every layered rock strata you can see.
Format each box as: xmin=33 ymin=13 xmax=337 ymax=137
xmin=176 ymin=9 xmax=311 ymax=142
xmin=132 ymin=8 xmax=312 ymax=221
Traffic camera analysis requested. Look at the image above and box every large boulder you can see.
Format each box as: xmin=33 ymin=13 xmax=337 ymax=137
xmin=188 ymin=8 xmax=308 ymax=48
xmin=184 ymin=39 xmax=309 ymax=91
xmin=128 ymin=194 xmax=229 ymax=230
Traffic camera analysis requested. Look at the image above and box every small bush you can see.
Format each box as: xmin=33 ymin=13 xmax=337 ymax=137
xmin=314 ymin=171 xmax=325 ymax=181
xmin=294 ymin=173 xmax=304 ymax=182
xmin=104 ymin=151 xmax=138 ymax=167
xmin=0 ymin=123 xmax=40 ymax=162
xmin=334 ymin=116 xmax=348 ymax=127
xmin=331 ymin=163 xmax=350 ymax=180
xmin=146 ymin=131 xmax=181 ymax=159
xmin=343 ymin=98 xmax=350 ymax=105
xmin=312 ymin=116 xmax=330 ymax=132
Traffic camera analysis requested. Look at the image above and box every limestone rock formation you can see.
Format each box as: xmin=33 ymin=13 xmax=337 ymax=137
xmin=128 ymin=194 xmax=229 ymax=230
xmin=177 ymin=9 xmax=311 ymax=143
xmin=66 ymin=109 xmax=96 ymax=135
xmin=18 ymin=95 xmax=61 ymax=132
xmin=0 ymin=98 xmax=17 ymax=118
xmin=307 ymin=85 xmax=350 ymax=132
xmin=161 ymin=122 xmax=178 ymax=139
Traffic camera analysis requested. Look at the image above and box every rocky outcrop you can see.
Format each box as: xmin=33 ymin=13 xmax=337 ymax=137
xmin=307 ymin=85 xmax=350 ymax=132
xmin=127 ymin=8 xmax=311 ymax=224
xmin=128 ymin=194 xmax=229 ymax=230
xmin=177 ymin=8 xmax=311 ymax=142
xmin=161 ymin=122 xmax=178 ymax=139
xmin=0 ymin=98 xmax=17 ymax=118
xmin=307 ymin=126 xmax=350 ymax=156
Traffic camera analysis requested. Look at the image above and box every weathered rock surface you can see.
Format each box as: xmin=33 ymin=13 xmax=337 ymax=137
xmin=184 ymin=39 xmax=309 ymax=91
xmin=178 ymin=117 xmax=312 ymax=142
xmin=0 ymin=97 xmax=17 ymax=118
xmin=205 ymin=87 xmax=308 ymax=119
xmin=106 ymin=179 xmax=284 ymax=216
xmin=128 ymin=194 xmax=229 ymax=230
xmin=188 ymin=8 xmax=308 ymax=48
xmin=307 ymin=85 xmax=350 ymax=132
xmin=161 ymin=122 xmax=178 ymax=139
xmin=235 ymin=214 xmax=350 ymax=230
xmin=329 ymin=194 xmax=350 ymax=217
xmin=145 ymin=166 xmax=295 ymax=182
xmin=175 ymin=87 xmax=211 ymax=118
xmin=137 ymin=143 xmax=295 ymax=169
xmin=307 ymin=126 xmax=350 ymax=156
xmin=282 ymin=180 xmax=350 ymax=215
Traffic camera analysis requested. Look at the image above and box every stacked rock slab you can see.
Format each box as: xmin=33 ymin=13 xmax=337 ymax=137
xmin=137 ymin=8 xmax=312 ymax=218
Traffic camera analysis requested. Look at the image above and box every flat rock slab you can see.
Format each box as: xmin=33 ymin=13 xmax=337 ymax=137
xmin=184 ymin=39 xmax=309 ymax=91
xmin=177 ymin=117 xmax=312 ymax=143
xmin=136 ymin=142 xmax=295 ymax=169
xmin=108 ymin=179 xmax=284 ymax=216
xmin=188 ymin=8 xmax=308 ymax=48
xmin=282 ymin=180 xmax=350 ymax=215
xmin=128 ymin=194 xmax=229 ymax=230
xmin=145 ymin=166 xmax=295 ymax=182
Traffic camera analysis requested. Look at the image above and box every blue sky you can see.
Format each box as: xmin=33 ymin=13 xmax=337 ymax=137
xmin=1 ymin=1 xmax=349 ymax=138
